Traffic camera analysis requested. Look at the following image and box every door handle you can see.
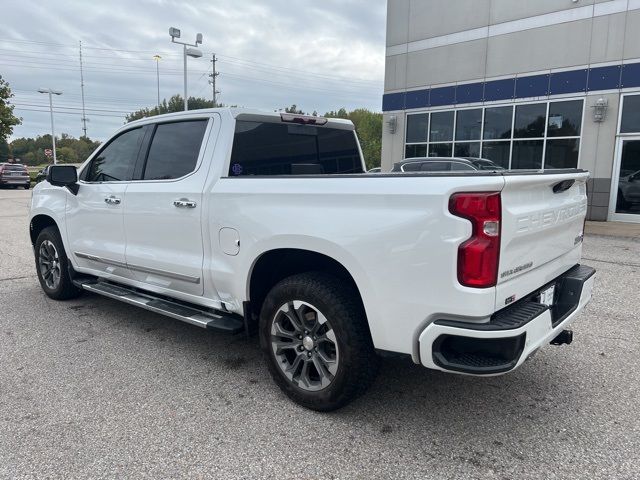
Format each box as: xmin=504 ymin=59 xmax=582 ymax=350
xmin=104 ymin=196 xmax=121 ymax=205
xmin=173 ymin=198 xmax=197 ymax=208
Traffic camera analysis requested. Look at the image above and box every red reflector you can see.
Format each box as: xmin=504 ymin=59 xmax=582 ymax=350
xmin=449 ymin=192 xmax=501 ymax=288
xmin=280 ymin=113 xmax=328 ymax=125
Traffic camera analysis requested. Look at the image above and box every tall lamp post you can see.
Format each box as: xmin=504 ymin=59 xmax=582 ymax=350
xmin=37 ymin=88 xmax=63 ymax=165
xmin=169 ymin=27 xmax=203 ymax=111
xmin=153 ymin=54 xmax=161 ymax=111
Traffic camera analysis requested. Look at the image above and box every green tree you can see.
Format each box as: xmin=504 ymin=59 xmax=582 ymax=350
xmin=9 ymin=133 xmax=101 ymax=166
xmin=126 ymin=95 xmax=217 ymax=122
xmin=0 ymin=75 xmax=21 ymax=142
xmin=0 ymin=138 xmax=10 ymax=162
xmin=324 ymin=108 xmax=382 ymax=170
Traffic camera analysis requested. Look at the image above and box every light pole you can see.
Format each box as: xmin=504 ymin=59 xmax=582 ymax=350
xmin=169 ymin=27 xmax=203 ymax=111
xmin=37 ymin=88 xmax=63 ymax=165
xmin=153 ymin=54 xmax=161 ymax=112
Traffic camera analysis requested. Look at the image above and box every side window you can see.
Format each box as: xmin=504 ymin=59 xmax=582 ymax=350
xmin=143 ymin=120 xmax=208 ymax=180
xmin=84 ymin=128 xmax=144 ymax=182
xmin=420 ymin=161 xmax=451 ymax=171
xmin=401 ymin=162 xmax=422 ymax=172
xmin=450 ymin=162 xmax=476 ymax=171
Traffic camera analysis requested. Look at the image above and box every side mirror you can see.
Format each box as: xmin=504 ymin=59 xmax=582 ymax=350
xmin=47 ymin=165 xmax=79 ymax=195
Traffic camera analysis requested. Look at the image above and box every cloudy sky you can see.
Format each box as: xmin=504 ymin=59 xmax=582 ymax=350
xmin=2 ymin=0 xmax=386 ymax=141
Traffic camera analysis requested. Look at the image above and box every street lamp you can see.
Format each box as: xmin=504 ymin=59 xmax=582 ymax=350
xmin=37 ymin=88 xmax=63 ymax=165
xmin=153 ymin=54 xmax=161 ymax=111
xmin=169 ymin=27 xmax=203 ymax=111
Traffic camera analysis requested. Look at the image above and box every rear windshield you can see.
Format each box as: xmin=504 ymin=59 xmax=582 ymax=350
xmin=3 ymin=164 xmax=26 ymax=171
xmin=229 ymin=121 xmax=363 ymax=176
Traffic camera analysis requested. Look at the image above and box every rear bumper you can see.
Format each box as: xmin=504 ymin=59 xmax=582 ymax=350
xmin=418 ymin=264 xmax=595 ymax=375
xmin=0 ymin=177 xmax=30 ymax=185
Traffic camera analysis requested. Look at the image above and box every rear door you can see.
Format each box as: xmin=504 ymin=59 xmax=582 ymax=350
xmin=123 ymin=117 xmax=216 ymax=297
xmin=495 ymin=171 xmax=589 ymax=309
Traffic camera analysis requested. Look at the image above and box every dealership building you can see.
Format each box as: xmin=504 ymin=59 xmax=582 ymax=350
xmin=382 ymin=0 xmax=640 ymax=222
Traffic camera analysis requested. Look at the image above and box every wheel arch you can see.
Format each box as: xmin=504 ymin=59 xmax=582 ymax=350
xmin=30 ymin=214 xmax=59 ymax=246
xmin=247 ymin=248 xmax=368 ymax=326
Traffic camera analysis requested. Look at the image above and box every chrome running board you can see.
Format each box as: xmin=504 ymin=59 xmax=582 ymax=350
xmin=73 ymin=279 xmax=244 ymax=334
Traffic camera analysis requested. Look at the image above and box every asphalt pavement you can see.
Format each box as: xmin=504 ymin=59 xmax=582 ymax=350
xmin=1 ymin=188 xmax=639 ymax=479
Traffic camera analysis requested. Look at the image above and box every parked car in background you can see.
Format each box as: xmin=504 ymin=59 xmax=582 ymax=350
xmin=0 ymin=163 xmax=30 ymax=189
xmin=392 ymin=157 xmax=505 ymax=173
xmin=36 ymin=165 xmax=52 ymax=184
xmin=367 ymin=167 xmax=381 ymax=173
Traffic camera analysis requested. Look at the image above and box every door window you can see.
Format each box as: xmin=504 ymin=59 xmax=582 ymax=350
xmin=84 ymin=128 xmax=144 ymax=182
xmin=143 ymin=120 xmax=208 ymax=180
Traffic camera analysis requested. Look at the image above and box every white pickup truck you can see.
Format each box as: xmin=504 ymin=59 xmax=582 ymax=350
xmin=29 ymin=108 xmax=595 ymax=411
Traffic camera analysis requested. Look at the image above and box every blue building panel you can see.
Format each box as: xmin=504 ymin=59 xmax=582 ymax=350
xmin=429 ymin=86 xmax=456 ymax=107
xmin=515 ymin=74 xmax=549 ymax=98
xmin=405 ymin=89 xmax=430 ymax=109
xmin=549 ymin=69 xmax=588 ymax=95
xmin=621 ymin=63 xmax=640 ymax=89
xmin=455 ymin=82 xmax=484 ymax=104
xmin=587 ymin=65 xmax=621 ymax=91
xmin=484 ymin=78 xmax=515 ymax=102
xmin=382 ymin=92 xmax=406 ymax=111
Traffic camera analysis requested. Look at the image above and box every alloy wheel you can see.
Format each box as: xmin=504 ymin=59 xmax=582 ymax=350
xmin=38 ymin=240 xmax=61 ymax=290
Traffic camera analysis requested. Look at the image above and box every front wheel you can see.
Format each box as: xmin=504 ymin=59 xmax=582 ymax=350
xmin=259 ymin=272 xmax=379 ymax=411
xmin=34 ymin=226 xmax=82 ymax=300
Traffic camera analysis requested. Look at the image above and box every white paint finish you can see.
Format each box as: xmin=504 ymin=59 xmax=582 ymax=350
xmin=386 ymin=0 xmax=638 ymax=57
xmin=30 ymin=108 xmax=594 ymax=360
xmin=122 ymin=117 xmax=219 ymax=297
xmin=419 ymin=275 xmax=594 ymax=373
xmin=219 ymin=227 xmax=240 ymax=256
xmin=65 ymin=182 xmax=133 ymax=279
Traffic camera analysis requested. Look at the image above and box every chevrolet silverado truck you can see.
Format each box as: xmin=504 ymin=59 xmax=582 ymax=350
xmin=29 ymin=108 xmax=595 ymax=411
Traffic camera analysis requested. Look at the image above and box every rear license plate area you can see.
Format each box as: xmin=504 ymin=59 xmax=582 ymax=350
xmin=537 ymin=284 xmax=556 ymax=306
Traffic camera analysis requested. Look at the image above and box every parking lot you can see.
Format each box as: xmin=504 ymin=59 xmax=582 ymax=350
xmin=1 ymin=187 xmax=639 ymax=479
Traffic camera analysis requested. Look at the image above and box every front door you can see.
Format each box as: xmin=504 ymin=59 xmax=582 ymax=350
xmin=123 ymin=118 xmax=213 ymax=297
xmin=610 ymin=137 xmax=640 ymax=223
xmin=66 ymin=126 xmax=146 ymax=278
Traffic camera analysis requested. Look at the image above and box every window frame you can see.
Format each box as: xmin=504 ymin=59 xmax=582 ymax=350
xmin=132 ymin=117 xmax=211 ymax=183
xmin=79 ymin=126 xmax=147 ymax=184
xmin=403 ymin=97 xmax=585 ymax=169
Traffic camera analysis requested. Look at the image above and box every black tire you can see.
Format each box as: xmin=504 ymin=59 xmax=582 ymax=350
xmin=34 ymin=226 xmax=82 ymax=300
xmin=617 ymin=190 xmax=631 ymax=211
xmin=24 ymin=184 xmax=30 ymax=190
xmin=259 ymin=272 xmax=379 ymax=411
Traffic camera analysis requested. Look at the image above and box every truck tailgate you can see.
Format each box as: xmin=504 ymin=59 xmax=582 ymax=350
xmin=496 ymin=171 xmax=589 ymax=310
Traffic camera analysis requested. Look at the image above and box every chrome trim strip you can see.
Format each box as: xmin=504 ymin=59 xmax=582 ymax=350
xmin=74 ymin=252 xmax=201 ymax=284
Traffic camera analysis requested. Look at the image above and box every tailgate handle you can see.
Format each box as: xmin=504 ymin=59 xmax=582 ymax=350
xmin=553 ymin=179 xmax=575 ymax=193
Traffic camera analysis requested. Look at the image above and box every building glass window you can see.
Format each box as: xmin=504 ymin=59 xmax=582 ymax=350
xmin=545 ymin=139 xmax=580 ymax=169
xmin=514 ymin=103 xmax=546 ymax=138
xmin=406 ymin=113 xmax=429 ymax=143
xmin=430 ymin=111 xmax=454 ymax=142
xmin=429 ymin=143 xmax=453 ymax=157
xmin=482 ymin=141 xmax=511 ymax=168
xmin=547 ymin=100 xmax=583 ymax=137
xmin=454 ymin=142 xmax=481 ymax=157
xmin=620 ymin=95 xmax=640 ymax=134
xmin=483 ymin=106 xmax=512 ymax=140
xmin=405 ymin=144 xmax=427 ymax=158
xmin=404 ymin=98 xmax=582 ymax=170
xmin=456 ymin=109 xmax=482 ymax=141
xmin=512 ymin=140 xmax=544 ymax=169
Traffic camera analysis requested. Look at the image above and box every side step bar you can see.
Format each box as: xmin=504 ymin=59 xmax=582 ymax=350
xmin=73 ymin=279 xmax=244 ymax=334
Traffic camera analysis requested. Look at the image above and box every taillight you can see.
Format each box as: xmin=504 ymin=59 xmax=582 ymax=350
xmin=449 ymin=192 xmax=501 ymax=288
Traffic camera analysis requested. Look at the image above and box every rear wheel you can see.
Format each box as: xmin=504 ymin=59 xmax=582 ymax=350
xmin=259 ymin=272 xmax=379 ymax=411
xmin=34 ymin=226 xmax=82 ymax=300
xmin=24 ymin=184 xmax=30 ymax=190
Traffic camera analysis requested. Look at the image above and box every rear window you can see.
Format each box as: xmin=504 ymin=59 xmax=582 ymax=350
xmin=229 ymin=121 xmax=363 ymax=176
xmin=4 ymin=164 xmax=26 ymax=171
